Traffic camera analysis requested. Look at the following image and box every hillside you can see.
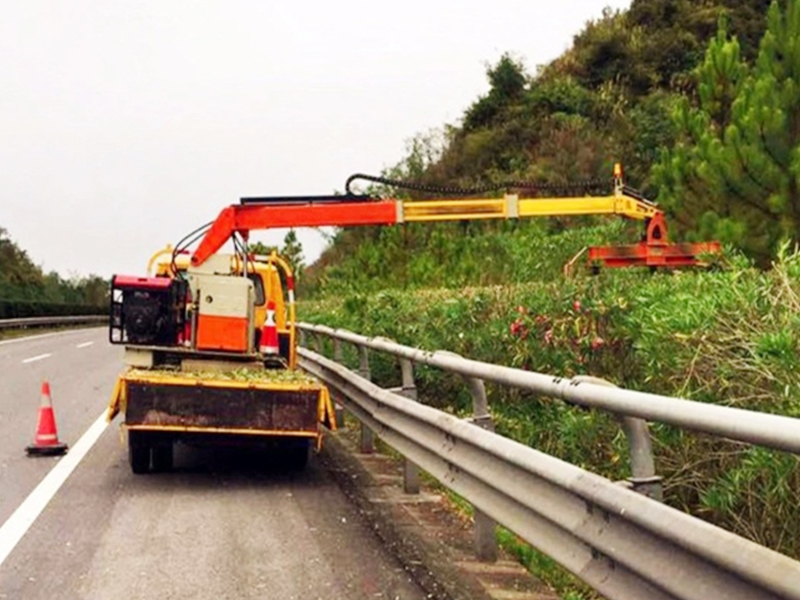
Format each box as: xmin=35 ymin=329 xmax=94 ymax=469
xmin=303 ymin=0 xmax=790 ymax=295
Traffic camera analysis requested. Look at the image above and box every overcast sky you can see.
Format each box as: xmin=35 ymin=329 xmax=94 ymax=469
xmin=0 ymin=0 xmax=631 ymax=279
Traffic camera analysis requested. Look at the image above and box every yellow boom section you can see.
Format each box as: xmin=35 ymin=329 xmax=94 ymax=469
xmin=402 ymin=198 xmax=509 ymax=221
xmin=399 ymin=192 xmax=660 ymax=223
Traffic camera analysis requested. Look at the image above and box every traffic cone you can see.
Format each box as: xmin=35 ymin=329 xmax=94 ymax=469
xmin=259 ymin=301 xmax=279 ymax=355
xmin=26 ymin=381 xmax=68 ymax=457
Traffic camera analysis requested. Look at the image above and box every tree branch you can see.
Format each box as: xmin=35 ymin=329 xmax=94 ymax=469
xmin=715 ymin=165 xmax=775 ymax=217
xmin=731 ymin=138 xmax=775 ymax=196
xmin=759 ymin=121 xmax=790 ymax=173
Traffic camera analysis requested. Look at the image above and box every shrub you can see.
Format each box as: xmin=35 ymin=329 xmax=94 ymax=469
xmin=301 ymin=250 xmax=800 ymax=558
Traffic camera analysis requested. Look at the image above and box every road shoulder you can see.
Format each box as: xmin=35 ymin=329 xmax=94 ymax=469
xmin=321 ymin=428 xmax=558 ymax=600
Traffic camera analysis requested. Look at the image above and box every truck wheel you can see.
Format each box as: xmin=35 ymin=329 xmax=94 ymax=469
xmin=128 ymin=431 xmax=150 ymax=474
xmin=152 ymin=442 xmax=173 ymax=473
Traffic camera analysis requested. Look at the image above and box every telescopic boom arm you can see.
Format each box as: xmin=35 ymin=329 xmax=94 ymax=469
xmin=190 ymin=168 xmax=719 ymax=270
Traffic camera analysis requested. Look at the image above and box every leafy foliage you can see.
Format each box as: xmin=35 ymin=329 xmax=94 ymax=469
xmin=464 ymin=54 xmax=528 ymax=132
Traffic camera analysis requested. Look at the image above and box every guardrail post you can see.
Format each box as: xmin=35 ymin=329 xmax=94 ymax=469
xmin=619 ymin=416 xmax=662 ymax=501
xmin=438 ymin=349 xmax=498 ymax=561
xmin=298 ymin=328 xmax=307 ymax=347
xmin=573 ymin=376 xmax=662 ymax=501
xmin=358 ymin=345 xmax=374 ymax=454
xmin=399 ymin=358 xmax=421 ymax=494
xmin=312 ymin=332 xmax=323 ymax=354
xmin=400 ymin=358 xmax=417 ymax=400
xmin=331 ymin=338 xmax=345 ymax=428
xmin=464 ymin=375 xmax=498 ymax=562
xmin=358 ymin=345 xmax=370 ymax=379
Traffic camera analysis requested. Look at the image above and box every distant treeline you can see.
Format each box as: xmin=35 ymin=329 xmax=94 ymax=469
xmin=0 ymin=227 xmax=107 ymax=319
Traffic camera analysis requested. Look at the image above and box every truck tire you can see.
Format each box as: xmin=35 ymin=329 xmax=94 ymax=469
xmin=152 ymin=442 xmax=173 ymax=473
xmin=128 ymin=431 xmax=150 ymax=474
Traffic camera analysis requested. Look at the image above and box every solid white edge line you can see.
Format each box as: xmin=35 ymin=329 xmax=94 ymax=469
xmin=76 ymin=342 xmax=94 ymax=349
xmin=0 ymin=411 xmax=108 ymax=568
xmin=21 ymin=353 xmax=52 ymax=364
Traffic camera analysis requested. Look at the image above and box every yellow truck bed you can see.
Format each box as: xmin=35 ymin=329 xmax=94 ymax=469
xmin=107 ymin=367 xmax=336 ymax=474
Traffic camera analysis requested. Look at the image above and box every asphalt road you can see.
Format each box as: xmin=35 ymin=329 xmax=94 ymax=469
xmin=0 ymin=329 xmax=427 ymax=599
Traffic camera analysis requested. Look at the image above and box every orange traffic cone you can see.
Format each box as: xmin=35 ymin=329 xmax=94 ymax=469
xmin=259 ymin=301 xmax=279 ymax=355
xmin=26 ymin=381 xmax=68 ymax=457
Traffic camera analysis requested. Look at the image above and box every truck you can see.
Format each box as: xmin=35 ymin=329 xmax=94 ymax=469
xmin=106 ymin=247 xmax=336 ymax=473
xmin=105 ymin=166 xmax=719 ymax=474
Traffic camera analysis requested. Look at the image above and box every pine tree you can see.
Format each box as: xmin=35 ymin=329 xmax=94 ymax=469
xmin=248 ymin=241 xmax=277 ymax=256
xmin=654 ymin=1 xmax=800 ymax=263
xmin=280 ymin=230 xmax=305 ymax=280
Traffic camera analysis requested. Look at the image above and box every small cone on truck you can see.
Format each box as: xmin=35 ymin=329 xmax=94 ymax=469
xmin=26 ymin=381 xmax=68 ymax=457
xmin=259 ymin=301 xmax=279 ymax=355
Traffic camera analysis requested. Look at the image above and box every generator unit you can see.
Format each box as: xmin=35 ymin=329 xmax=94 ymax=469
xmin=109 ymin=275 xmax=188 ymax=346
xmin=110 ymin=254 xmax=256 ymax=358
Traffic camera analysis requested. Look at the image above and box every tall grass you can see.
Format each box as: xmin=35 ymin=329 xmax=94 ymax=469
xmin=301 ymin=245 xmax=800 ymax=559
xmin=311 ymin=219 xmax=633 ymax=296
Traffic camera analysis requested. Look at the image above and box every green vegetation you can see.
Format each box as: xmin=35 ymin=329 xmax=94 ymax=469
xmin=304 ymin=0 xmax=795 ymax=296
xmin=306 ymin=219 xmax=632 ymax=295
xmin=655 ymin=1 xmax=800 ymax=264
xmin=129 ymin=367 xmax=319 ymax=385
xmin=303 ymin=251 xmax=800 ymax=581
xmin=0 ymin=227 xmax=107 ymax=318
xmin=249 ymin=230 xmax=306 ymax=282
xmin=300 ymin=1 xmax=800 ymax=596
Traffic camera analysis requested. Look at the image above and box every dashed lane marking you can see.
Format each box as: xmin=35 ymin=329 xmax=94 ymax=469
xmin=21 ymin=354 xmax=52 ymax=364
xmin=76 ymin=342 xmax=94 ymax=349
xmin=0 ymin=410 xmax=108 ymax=568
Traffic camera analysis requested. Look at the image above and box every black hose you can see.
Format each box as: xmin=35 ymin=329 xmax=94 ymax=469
xmin=171 ymin=221 xmax=213 ymax=277
xmin=344 ymin=173 xmax=612 ymax=197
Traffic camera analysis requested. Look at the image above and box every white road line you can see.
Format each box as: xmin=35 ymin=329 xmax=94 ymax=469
xmin=0 ymin=411 xmax=108 ymax=568
xmin=76 ymin=342 xmax=94 ymax=349
xmin=21 ymin=353 xmax=52 ymax=364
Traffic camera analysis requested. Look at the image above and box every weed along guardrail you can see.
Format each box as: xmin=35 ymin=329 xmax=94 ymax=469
xmin=297 ymin=322 xmax=800 ymax=600
xmin=0 ymin=315 xmax=107 ymax=331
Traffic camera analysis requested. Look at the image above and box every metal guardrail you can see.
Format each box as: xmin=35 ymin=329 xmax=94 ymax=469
xmin=0 ymin=315 xmax=107 ymax=330
xmin=298 ymin=322 xmax=800 ymax=600
xmin=299 ymin=323 xmax=800 ymax=454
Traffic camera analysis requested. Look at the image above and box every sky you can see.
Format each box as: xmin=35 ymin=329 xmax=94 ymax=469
xmin=0 ymin=0 xmax=631 ymax=279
